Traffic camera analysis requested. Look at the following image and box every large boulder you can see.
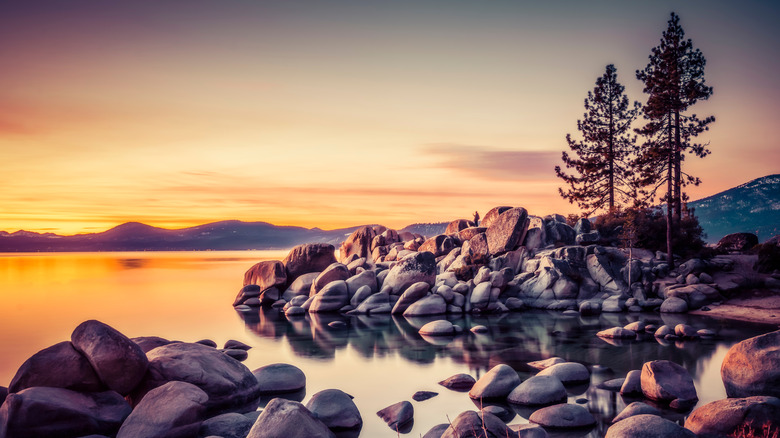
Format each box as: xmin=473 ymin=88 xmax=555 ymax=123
xmin=722 ymin=330 xmax=780 ymax=398
xmin=469 ymin=364 xmax=521 ymax=400
xmin=283 ymin=243 xmax=337 ymax=280
xmin=283 ymin=272 xmax=320 ymax=300
xmin=117 ymin=381 xmax=208 ymax=438
xmin=586 ymin=252 xmax=627 ymax=294
xmin=310 ymin=263 xmax=350 ymax=295
xmin=352 ymin=292 xmax=392 ymax=315
xmin=383 ymin=251 xmax=437 ymax=295
xmin=507 ymin=375 xmax=566 ymax=406
xmin=339 ymin=226 xmax=375 ymax=263
xmin=247 ymin=398 xmax=335 ymax=438
xmin=71 ymin=320 xmax=148 ymax=395
xmin=486 ymin=207 xmax=530 ymax=256
xmin=309 ymin=280 xmax=350 ymax=313
xmin=243 ymin=260 xmax=287 ymax=289
xmin=402 ymin=294 xmax=447 ymax=317
xmin=441 ymin=410 xmax=518 ymax=438
xmin=8 ymin=341 xmax=104 ymax=393
xmin=253 ymin=363 xmax=306 ymax=394
xmin=0 ymin=387 xmax=131 ymax=438
xmin=684 ymin=396 xmax=780 ymax=437
xmin=391 ymin=281 xmax=431 ymax=314
xmin=463 ymin=232 xmax=490 ymax=264
xmin=198 ymin=413 xmax=254 ymax=438
xmin=716 ymin=232 xmax=759 ymax=252
xmin=529 ymin=403 xmax=596 ymax=429
xmin=131 ymin=342 xmax=261 ymax=412
xmin=537 ymin=362 xmax=590 ymax=385
xmin=305 ymin=389 xmax=362 ymax=430
xmin=606 ymin=414 xmax=696 ymax=438
xmin=419 ymin=320 xmax=456 ymax=336
xmin=641 ymin=360 xmax=697 ymax=407
xmin=419 ymin=234 xmax=456 ymax=257
xmin=445 ymin=219 xmax=475 ymax=235
xmin=346 ymin=269 xmax=378 ymax=297
xmin=481 ymin=206 xmax=512 ymax=228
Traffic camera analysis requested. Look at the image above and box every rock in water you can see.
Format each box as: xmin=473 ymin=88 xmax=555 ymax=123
xmin=722 ymin=330 xmax=780 ymax=398
xmin=8 ymin=341 xmax=104 ymax=393
xmin=253 ymin=363 xmax=306 ymax=394
xmin=537 ymin=362 xmax=590 ymax=384
xmin=243 ymin=260 xmax=287 ymax=289
xmin=283 ymin=243 xmax=337 ymax=279
xmin=606 ymin=414 xmax=696 ymax=437
xmin=441 ymin=410 xmax=519 ymax=438
xmin=306 ymin=388 xmax=363 ymax=430
xmin=0 ymin=387 xmax=131 ymax=438
xmin=117 ymin=381 xmax=208 ymax=438
xmin=438 ymin=373 xmax=476 ymax=391
xmin=529 ymin=403 xmax=596 ymax=428
xmin=684 ymin=396 xmax=780 ymax=437
xmin=640 ymin=360 xmax=697 ymax=407
xmin=469 ymin=364 xmax=521 ymax=400
xmin=376 ymin=400 xmax=414 ymax=430
xmin=309 ymin=280 xmax=350 ymax=313
xmin=71 ymin=319 xmax=148 ymax=396
xmin=507 ymin=375 xmax=567 ymax=406
xmin=198 ymin=413 xmax=254 ymax=438
xmin=247 ymin=398 xmax=335 ymax=438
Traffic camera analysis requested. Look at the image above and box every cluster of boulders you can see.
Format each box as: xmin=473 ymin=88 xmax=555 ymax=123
xmin=0 ymin=319 xmax=361 ymax=438
xmin=235 ymin=206 xmax=770 ymax=322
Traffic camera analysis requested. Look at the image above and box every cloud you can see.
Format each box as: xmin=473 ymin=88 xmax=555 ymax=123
xmin=422 ymin=143 xmax=560 ymax=181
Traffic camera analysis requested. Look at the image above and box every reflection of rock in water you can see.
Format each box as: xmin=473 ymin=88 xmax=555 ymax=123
xmin=117 ymin=258 xmax=148 ymax=269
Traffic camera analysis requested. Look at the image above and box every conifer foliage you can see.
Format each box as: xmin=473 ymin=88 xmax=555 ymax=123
xmin=556 ymin=64 xmax=641 ymax=216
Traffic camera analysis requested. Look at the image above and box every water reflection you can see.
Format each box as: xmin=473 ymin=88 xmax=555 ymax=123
xmin=239 ymin=308 xmax=775 ymax=436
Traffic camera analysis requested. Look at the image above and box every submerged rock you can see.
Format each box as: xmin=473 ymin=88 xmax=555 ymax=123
xmin=722 ymin=330 xmax=780 ymax=398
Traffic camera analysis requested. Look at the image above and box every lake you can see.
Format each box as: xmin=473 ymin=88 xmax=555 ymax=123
xmin=0 ymin=251 xmax=774 ymax=437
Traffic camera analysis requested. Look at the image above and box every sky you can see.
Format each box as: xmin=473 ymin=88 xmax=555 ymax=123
xmin=1 ymin=0 xmax=778 ymax=234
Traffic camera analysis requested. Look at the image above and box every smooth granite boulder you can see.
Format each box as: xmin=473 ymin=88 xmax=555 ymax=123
xmin=133 ymin=336 xmax=177 ymax=353
xmin=247 ymin=398 xmax=335 ymax=438
xmin=419 ymin=320 xmax=456 ymax=336
xmin=253 ymin=363 xmax=306 ymax=394
xmin=117 ymin=381 xmax=208 ymax=438
xmin=612 ymin=402 xmax=661 ymax=423
xmin=529 ymin=403 xmax=596 ymax=428
xmin=243 ymin=260 xmax=287 ymax=290
xmin=306 ymin=389 xmax=362 ymax=430
xmin=469 ymin=364 xmax=521 ymax=400
xmin=391 ymin=281 xmax=431 ymax=314
xmin=131 ymin=342 xmax=261 ymax=412
xmin=376 ymin=400 xmax=414 ymax=430
xmin=198 ymin=412 xmax=254 ymax=438
xmin=346 ymin=269 xmax=378 ymax=297
xmin=0 ymin=387 xmax=131 ymax=438
xmin=660 ymin=297 xmax=688 ymax=313
xmin=383 ymin=251 xmax=437 ymax=295
xmin=339 ymin=226 xmax=375 ymax=263
xmin=352 ymin=292 xmax=391 ymax=315
xmin=402 ymin=294 xmax=447 ymax=317
xmin=8 ymin=341 xmax=104 ymax=393
xmin=606 ymin=414 xmax=696 ymax=437
xmin=486 ymin=207 xmax=530 ymax=256
xmin=71 ymin=320 xmax=148 ymax=395
xmin=419 ymin=234 xmax=456 ymax=257
xmin=684 ymin=396 xmax=780 ymax=437
xmin=641 ymin=360 xmax=697 ymax=406
xmin=507 ymin=375 xmax=567 ymax=406
xmin=438 ymin=373 xmax=476 ymax=391
xmin=722 ymin=330 xmax=780 ymax=398
xmin=537 ymin=362 xmax=590 ymax=385
xmin=310 ymin=264 xmax=350 ymax=295
xmin=441 ymin=410 xmax=519 ymax=438
xmin=619 ymin=370 xmax=642 ymax=396
xmin=283 ymin=243 xmax=337 ymax=280
xmin=597 ymin=327 xmax=637 ymax=339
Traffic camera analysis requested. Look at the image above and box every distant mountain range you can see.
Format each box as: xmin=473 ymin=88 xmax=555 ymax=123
xmin=1 ymin=174 xmax=776 ymax=251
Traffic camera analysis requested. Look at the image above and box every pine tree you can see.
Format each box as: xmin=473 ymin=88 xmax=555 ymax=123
xmin=635 ymin=12 xmax=714 ymax=268
xmin=556 ymin=64 xmax=641 ymax=216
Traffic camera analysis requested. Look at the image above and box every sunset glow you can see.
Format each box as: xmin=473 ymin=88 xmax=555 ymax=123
xmin=1 ymin=1 xmax=778 ymax=234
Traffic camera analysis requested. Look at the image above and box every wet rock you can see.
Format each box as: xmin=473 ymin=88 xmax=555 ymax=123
xmin=383 ymin=251 xmax=437 ymax=295
xmin=283 ymin=243 xmax=337 ymax=280
xmin=412 ymin=391 xmax=438 ymax=402
xmin=507 ymin=375 xmax=566 ymax=406
xmin=441 ymin=410 xmax=518 ymax=438
xmin=423 ymin=423 xmax=449 ymax=438
xmin=306 ymin=388 xmax=362 ymax=430
xmin=537 ymin=362 xmax=590 ymax=385
xmin=438 ymin=373 xmax=476 ymax=391
xmin=640 ymin=360 xmax=697 ymax=406
xmin=527 ymin=357 xmax=566 ymax=371
xmin=71 ymin=319 xmax=148 ymax=396
xmin=607 ymin=414 xmax=695 ymax=437
xmin=722 ymin=330 xmax=780 ymax=398
xmin=684 ymin=396 xmax=780 ymax=437
xmin=253 ymin=363 xmax=306 ymax=394
xmin=224 ymin=339 xmax=251 ymax=350
xmin=198 ymin=412 xmax=253 ymax=438
xmin=419 ymin=320 xmax=456 ymax=336
xmin=674 ymin=324 xmax=697 ymax=338
xmin=8 ymin=341 xmax=104 ymax=393
xmin=376 ymin=400 xmax=413 ymax=430
xmin=469 ymin=364 xmax=521 ymax=400
xmin=529 ymin=403 xmax=596 ymax=428
xmin=403 ymin=294 xmax=447 ymax=317
xmin=612 ymin=402 xmax=661 ymax=423
xmin=619 ymin=370 xmax=642 ymax=396
xmin=117 ymin=381 xmax=207 ymax=438
xmin=221 ymin=348 xmax=248 ymax=361
xmin=0 ymin=387 xmax=131 ymax=438
xmin=247 ymin=398 xmax=334 ymax=438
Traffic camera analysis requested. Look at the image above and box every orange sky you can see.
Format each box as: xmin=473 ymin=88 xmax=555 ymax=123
xmin=1 ymin=1 xmax=778 ymax=234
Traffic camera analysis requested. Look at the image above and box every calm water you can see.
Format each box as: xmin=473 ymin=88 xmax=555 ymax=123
xmin=0 ymin=252 xmax=775 ymax=437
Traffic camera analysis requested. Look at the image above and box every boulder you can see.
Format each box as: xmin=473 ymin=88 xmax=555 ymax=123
xmin=253 ymin=363 xmax=306 ymax=394
xmin=574 ymin=218 xmax=592 ymax=234
xmin=346 ymin=269 xmax=378 ymax=297
xmin=283 ymin=243 xmax=337 ymax=280
xmin=352 ymin=292 xmax=391 ymax=315
xmin=309 ymin=280 xmax=350 ymax=313
xmin=133 ymin=336 xmax=176 ymax=353
xmin=586 ymin=253 xmax=627 ymax=294
xmin=606 ymin=414 xmax=696 ymax=437
xmin=412 ymin=391 xmax=438 ymax=402
xmin=306 ymin=389 xmax=362 ymax=430
xmin=243 ymin=260 xmax=287 ymax=290
xmin=640 ymin=360 xmax=697 ymax=406
xmin=469 ymin=364 xmax=521 ymax=400
xmin=445 ymin=219 xmax=475 ymax=235
xmin=486 ymin=207 xmax=530 ymax=256
xmin=597 ymin=327 xmax=637 ymax=339
xmin=716 ymin=232 xmax=759 ymax=252
xmin=383 ymin=251 xmax=437 ymax=294
xmin=283 ymin=272 xmax=319 ymax=300
xmin=0 ymin=387 xmax=131 ymax=438
xmin=8 ymin=341 xmax=104 ymax=393
xmin=537 ymin=362 xmax=590 ymax=384
xmin=527 ymin=357 xmax=566 ymax=371
xmin=198 ymin=413 xmax=254 ymax=438
xmin=529 ymin=403 xmax=596 ymax=429
xmin=507 ymin=375 xmax=566 ymax=406
xmin=419 ymin=234 xmax=456 ymax=257
xmin=684 ymin=396 xmax=780 ymax=437
xmin=463 ymin=232 xmax=490 ymax=264
xmin=117 ymin=381 xmax=208 ymax=438
xmin=71 ymin=320 xmax=148 ymax=395
xmin=402 ymin=294 xmax=447 ymax=317
xmin=247 ymin=398 xmax=335 ymax=438
xmin=666 ymin=284 xmax=722 ymax=309
xmin=612 ymin=402 xmax=661 ymax=423
xmin=339 ymin=226 xmax=375 ymax=263
xmin=350 ymin=284 xmax=375 ymax=308
xmin=441 ymin=410 xmax=519 ymax=438
xmin=419 ymin=320 xmax=456 ymax=336
xmin=660 ymin=297 xmax=688 ymax=313
xmin=233 ymin=284 xmax=262 ymax=306
xmin=376 ymin=400 xmax=414 ymax=430
xmin=310 ymin=263 xmax=350 ymax=295
xmin=438 ymin=373 xmax=476 ymax=391
xmin=722 ymin=330 xmax=780 ymax=398
xmin=131 ymin=342 xmax=261 ymax=412
xmin=391 ymin=281 xmax=431 ymax=314
xmin=458 ymin=226 xmax=487 ymax=242
xmin=481 ymin=206 xmax=512 ymax=228
xmin=620 ymin=370 xmax=642 ymax=396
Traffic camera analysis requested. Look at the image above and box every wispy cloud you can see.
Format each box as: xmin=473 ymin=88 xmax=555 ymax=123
xmin=422 ymin=143 xmax=559 ymax=181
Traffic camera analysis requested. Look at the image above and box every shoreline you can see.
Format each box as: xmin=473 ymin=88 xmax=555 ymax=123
xmin=690 ymin=293 xmax=780 ymax=328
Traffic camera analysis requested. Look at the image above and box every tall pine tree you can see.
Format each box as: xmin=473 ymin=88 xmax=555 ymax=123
xmin=635 ymin=12 xmax=714 ymax=268
xmin=556 ymin=64 xmax=641 ymax=216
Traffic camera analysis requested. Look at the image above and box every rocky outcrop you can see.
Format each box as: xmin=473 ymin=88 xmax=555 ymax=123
xmin=283 ymin=243 xmax=337 ymax=279
xmin=685 ymin=396 xmax=780 ymax=437
xmin=383 ymin=251 xmax=436 ymax=294
xmin=722 ymin=330 xmax=780 ymax=398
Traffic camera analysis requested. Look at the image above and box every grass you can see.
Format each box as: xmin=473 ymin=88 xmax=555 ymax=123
xmin=731 ymin=421 xmax=780 ymax=438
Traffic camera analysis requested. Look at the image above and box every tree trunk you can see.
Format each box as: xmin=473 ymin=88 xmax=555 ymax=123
xmin=674 ymin=109 xmax=682 ymax=220
xmin=667 ymin=115 xmax=675 ymax=269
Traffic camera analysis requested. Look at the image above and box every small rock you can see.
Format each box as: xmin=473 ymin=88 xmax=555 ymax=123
xmin=469 ymin=364 xmax=521 ymax=400
xmin=376 ymin=400 xmax=413 ymax=430
xmin=606 ymin=414 xmax=695 ymax=437
xmin=537 ymin=362 xmax=590 ymax=384
xmin=306 ymin=388 xmax=362 ymax=430
xmin=438 ymin=373 xmax=476 ymax=391
xmin=507 ymin=375 xmax=566 ymax=406
xmin=412 ymin=391 xmax=438 ymax=402
xmin=612 ymin=401 xmax=661 ymax=423
xmin=529 ymin=403 xmax=596 ymax=428
xmin=253 ymin=363 xmax=306 ymax=394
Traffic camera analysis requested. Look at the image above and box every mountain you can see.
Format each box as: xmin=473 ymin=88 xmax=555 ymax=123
xmin=689 ymin=174 xmax=780 ymax=243
xmin=400 ymin=222 xmax=448 ymax=236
